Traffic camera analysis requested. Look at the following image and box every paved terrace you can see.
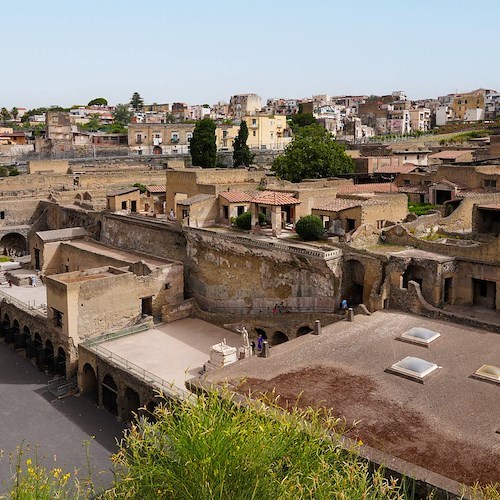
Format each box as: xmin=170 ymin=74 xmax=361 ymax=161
xmin=92 ymin=318 xmax=241 ymax=393
xmin=205 ymin=310 xmax=500 ymax=487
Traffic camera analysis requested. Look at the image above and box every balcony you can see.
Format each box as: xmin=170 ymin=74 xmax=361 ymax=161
xmin=153 ymin=138 xmax=162 ymax=146
xmin=249 ymin=122 xmax=259 ymax=129
xmin=171 ymin=137 xmax=179 ymax=144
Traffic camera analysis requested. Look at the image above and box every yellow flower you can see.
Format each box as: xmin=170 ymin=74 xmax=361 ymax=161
xmin=26 ymin=458 xmax=32 ymax=466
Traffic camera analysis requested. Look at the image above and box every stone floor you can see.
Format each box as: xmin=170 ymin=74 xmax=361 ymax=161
xmin=0 ymin=340 xmax=124 ymax=494
xmin=0 ymin=282 xmax=47 ymax=308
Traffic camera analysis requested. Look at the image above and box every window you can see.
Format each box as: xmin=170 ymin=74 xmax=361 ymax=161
xmin=186 ymin=133 xmax=192 ymax=142
xmin=484 ymin=179 xmax=497 ymax=188
xmin=0 ymin=211 xmax=4 ymax=220
xmin=136 ymin=134 xmax=142 ymax=143
xmin=154 ymin=133 xmax=161 ymax=139
xmin=182 ymin=209 xmax=188 ymax=219
xmin=171 ymin=133 xmax=179 ymax=143
xmin=53 ymin=309 xmax=63 ymax=327
xmin=222 ymin=205 xmax=229 ymax=219
xmin=121 ymin=201 xmax=127 ymax=210
xmin=222 ymin=130 xmax=228 ymax=138
xmin=253 ymin=130 xmax=256 ymax=137
xmin=237 ymin=205 xmax=245 ymax=216
xmin=404 ymin=179 xmax=411 ymax=186
xmin=376 ymin=220 xmax=385 ymax=229
xmin=252 ymin=118 xmax=257 ymax=125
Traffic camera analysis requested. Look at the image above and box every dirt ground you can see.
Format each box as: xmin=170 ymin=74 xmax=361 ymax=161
xmin=237 ymin=367 xmax=500 ymax=486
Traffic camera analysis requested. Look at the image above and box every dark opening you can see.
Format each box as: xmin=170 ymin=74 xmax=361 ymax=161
xmin=344 ymin=260 xmax=365 ymax=306
xmin=0 ymin=314 xmax=10 ymax=338
xmin=123 ymin=387 xmax=141 ymax=422
xmin=9 ymin=319 xmax=19 ymax=346
xmin=297 ymin=326 xmax=312 ymax=336
xmin=237 ymin=205 xmax=245 ymax=216
xmin=45 ymin=340 xmax=55 ymax=375
xmin=271 ymin=331 xmax=289 ymax=345
xmin=435 ymin=189 xmax=452 ymax=205
xmin=33 ymin=334 xmax=43 ymax=368
xmin=472 ymin=278 xmax=496 ymax=308
xmin=0 ymin=211 xmax=4 ymax=219
xmin=102 ymin=374 xmax=118 ymax=416
xmin=121 ymin=201 xmax=127 ymax=210
xmin=81 ymin=363 xmax=98 ymax=404
xmin=141 ymin=296 xmax=153 ymax=316
xmin=56 ymin=347 xmax=66 ymax=377
xmin=34 ymin=248 xmax=41 ymax=270
xmin=346 ymin=218 xmax=356 ymax=232
xmin=131 ymin=200 xmax=137 ymax=212
xmin=444 ymin=277 xmax=453 ymax=304
xmin=223 ymin=205 xmax=229 ymax=219
xmin=255 ymin=328 xmax=267 ymax=339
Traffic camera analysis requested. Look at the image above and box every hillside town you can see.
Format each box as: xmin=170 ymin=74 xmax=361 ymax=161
xmin=0 ymin=81 xmax=499 ymax=496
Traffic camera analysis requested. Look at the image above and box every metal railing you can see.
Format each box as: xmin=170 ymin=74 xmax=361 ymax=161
xmin=85 ymin=342 xmax=190 ymax=400
xmin=0 ymin=289 xmax=47 ymax=317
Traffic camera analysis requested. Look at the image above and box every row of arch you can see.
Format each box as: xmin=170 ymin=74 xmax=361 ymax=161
xmin=255 ymin=325 xmax=313 ymax=346
xmin=81 ymin=364 xmax=160 ymax=422
xmin=0 ymin=313 xmax=67 ymax=377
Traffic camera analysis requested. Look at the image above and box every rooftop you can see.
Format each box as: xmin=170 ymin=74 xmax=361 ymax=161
xmin=428 ymin=150 xmax=474 ymax=160
xmin=145 ymin=185 xmax=166 ymax=193
xmin=36 ymin=227 xmax=87 ymax=243
xmin=107 ymin=187 xmax=140 ymax=197
xmin=206 ymin=311 xmax=500 ymax=486
xmin=252 ymin=191 xmax=300 ymax=206
xmin=336 ymin=182 xmax=396 ymax=194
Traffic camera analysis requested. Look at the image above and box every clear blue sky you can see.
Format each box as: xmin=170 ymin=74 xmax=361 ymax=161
xmin=2 ymin=0 xmax=499 ymax=109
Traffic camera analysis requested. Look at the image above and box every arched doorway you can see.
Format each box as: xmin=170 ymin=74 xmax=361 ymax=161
xmin=255 ymin=328 xmax=267 ymax=339
xmin=33 ymin=334 xmax=43 ymax=368
xmin=6 ymin=318 xmax=19 ymax=344
xmin=23 ymin=326 xmax=33 ymax=358
xmin=344 ymin=260 xmax=365 ymax=306
xmin=123 ymin=387 xmax=141 ymax=422
xmin=45 ymin=340 xmax=55 ymax=374
xmin=102 ymin=374 xmax=118 ymax=416
xmin=271 ymin=331 xmax=289 ymax=346
xmin=297 ymin=326 xmax=312 ymax=337
xmin=13 ymin=320 xmax=22 ymax=348
xmin=56 ymin=347 xmax=66 ymax=377
xmin=81 ymin=363 xmax=98 ymax=404
xmin=1 ymin=313 xmax=10 ymax=339
xmin=0 ymin=233 xmax=27 ymax=256
xmin=153 ymin=145 xmax=162 ymax=155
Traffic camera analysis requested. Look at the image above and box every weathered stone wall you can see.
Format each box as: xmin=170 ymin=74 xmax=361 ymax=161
xmin=184 ymin=228 xmax=342 ymax=311
xmin=0 ymin=198 xmax=40 ymax=227
xmin=28 ymin=160 xmax=69 ymax=174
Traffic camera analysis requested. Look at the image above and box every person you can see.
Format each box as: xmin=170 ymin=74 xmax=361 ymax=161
xmin=31 ymin=276 xmax=37 ymax=287
xmin=341 ymin=298 xmax=348 ymax=315
xmin=272 ymin=304 xmax=278 ymax=315
xmin=257 ymin=334 xmax=264 ymax=352
xmin=278 ymin=301 xmax=285 ymax=313
xmin=8 ymin=279 xmax=12 ymax=288
xmin=169 ymin=208 xmax=175 ymax=220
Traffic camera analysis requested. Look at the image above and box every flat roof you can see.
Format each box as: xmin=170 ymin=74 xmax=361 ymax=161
xmin=206 ymin=311 xmax=500 ymax=486
xmin=36 ymin=227 xmax=87 ymax=242
xmin=390 ymin=248 xmax=455 ymax=263
xmin=96 ymin=318 xmax=241 ymax=392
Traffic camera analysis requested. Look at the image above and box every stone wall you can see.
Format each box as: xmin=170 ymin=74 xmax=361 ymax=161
xmin=184 ymin=228 xmax=342 ymax=312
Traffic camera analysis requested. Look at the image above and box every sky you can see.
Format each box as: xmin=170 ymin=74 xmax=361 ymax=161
xmin=2 ymin=0 xmax=499 ymax=109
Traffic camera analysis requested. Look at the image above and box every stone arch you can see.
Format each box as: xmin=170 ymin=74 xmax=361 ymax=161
xmin=56 ymin=347 xmax=66 ymax=377
xmin=0 ymin=313 xmax=10 ymax=338
xmin=23 ymin=326 xmax=34 ymax=358
xmin=33 ymin=333 xmax=43 ymax=368
xmin=45 ymin=339 xmax=55 ymax=374
xmin=102 ymin=374 xmax=118 ymax=416
xmin=80 ymin=363 xmax=98 ymax=400
xmin=271 ymin=331 xmax=289 ymax=346
xmin=0 ymin=233 xmax=27 ymax=256
xmin=297 ymin=325 xmax=313 ymax=337
xmin=123 ymin=387 xmax=141 ymax=422
xmin=6 ymin=318 xmax=19 ymax=344
xmin=255 ymin=328 xmax=268 ymax=339
xmin=343 ymin=259 xmax=366 ymax=306
xmin=402 ymin=263 xmax=434 ymax=304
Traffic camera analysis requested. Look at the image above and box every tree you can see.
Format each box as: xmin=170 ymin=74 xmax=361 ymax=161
xmin=295 ymin=215 xmax=324 ymax=241
xmin=233 ymin=120 xmax=254 ymax=167
xmin=1 ymin=107 xmax=12 ymax=123
xmin=11 ymin=107 xmax=19 ymax=120
xmin=130 ymin=92 xmax=144 ymax=111
xmin=87 ymin=97 xmax=108 ymax=107
xmin=272 ymin=124 xmax=354 ymax=183
xmin=190 ymin=118 xmax=216 ymax=168
xmin=288 ymin=112 xmax=317 ymax=131
xmin=235 ymin=211 xmax=265 ymax=230
xmin=113 ymin=104 xmax=133 ymax=125
xmin=80 ymin=114 xmax=101 ymax=132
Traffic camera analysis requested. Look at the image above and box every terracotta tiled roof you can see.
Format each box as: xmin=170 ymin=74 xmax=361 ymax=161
xmin=313 ymin=199 xmax=362 ymax=211
xmin=398 ymin=186 xmax=427 ymax=194
xmin=177 ymin=194 xmax=215 ymax=206
xmin=375 ymin=163 xmax=418 ymax=174
xmin=252 ymin=191 xmax=300 ymax=206
xmin=433 ymin=179 xmax=466 ymax=189
xmin=428 ymin=150 xmax=474 ymax=160
xmin=336 ymin=182 xmax=397 ymax=194
xmin=146 ymin=185 xmax=166 ymax=193
xmin=219 ymin=190 xmax=257 ymax=203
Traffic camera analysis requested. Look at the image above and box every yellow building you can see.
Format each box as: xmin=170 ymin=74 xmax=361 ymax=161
xmin=451 ymin=89 xmax=486 ymax=121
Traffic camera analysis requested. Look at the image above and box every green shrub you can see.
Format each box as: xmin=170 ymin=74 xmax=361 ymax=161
xmin=295 ymin=215 xmax=324 ymax=241
xmin=235 ymin=211 xmax=265 ymax=230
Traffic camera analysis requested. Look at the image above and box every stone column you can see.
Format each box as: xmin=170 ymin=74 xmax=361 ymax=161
xmin=271 ymin=206 xmax=282 ymax=237
xmin=251 ymin=203 xmax=259 ymax=231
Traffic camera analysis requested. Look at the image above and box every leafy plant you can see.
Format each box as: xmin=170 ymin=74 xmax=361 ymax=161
xmin=235 ymin=211 xmax=265 ymax=230
xmin=295 ymin=215 xmax=324 ymax=241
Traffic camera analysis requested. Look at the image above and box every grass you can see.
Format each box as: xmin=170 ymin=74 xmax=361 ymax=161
xmin=408 ymin=203 xmax=438 ymax=216
xmin=0 ymin=256 xmax=11 ymax=262
xmin=439 ymin=129 xmax=489 ymax=145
